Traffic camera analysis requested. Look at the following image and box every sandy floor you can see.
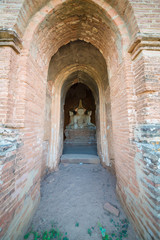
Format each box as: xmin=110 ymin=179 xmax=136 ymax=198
xmin=26 ymin=164 xmax=138 ymax=240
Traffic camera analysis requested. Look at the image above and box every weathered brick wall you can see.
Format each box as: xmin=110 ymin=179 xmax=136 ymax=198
xmin=105 ymin=86 xmax=115 ymax=170
xmin=47 ymin=41 xmax=108 ymax=88
xmin=0 ymin=27 xmax=49 ymax=240
xmin=2 ymin=0 xmax=160 ymax=38
xmin=42 ymin=81 xmax=53 ymax=177
xmin=109 ymin=53 xmax=138 ymax=192
xmin=0 ymin=1 xmax=160 ymax=240
xmin=0 ymin=50 xmax=47 ymax=239
xmin=0 ymin=46 xmax=19 ymax=125
xmin=0 ymin=123 xmax=41 ymax=239
xmin=133 ymin=50 xmax=160 ymax=124
xmin=131 ymin=48 xmax=160 ymax=239
xmin=130 ymin=0 xmax=160 ymax=35
xmin=0 ymin=47 xmax=12 ymax=124
xmin=0 ymin=0 xmax=23 ymax=33
xmin=0 ymin=126 xmax=22 ymax=237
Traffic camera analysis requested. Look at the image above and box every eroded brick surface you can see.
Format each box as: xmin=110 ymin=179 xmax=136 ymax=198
xmin=0 ymin=1 xmax=160 ymax=240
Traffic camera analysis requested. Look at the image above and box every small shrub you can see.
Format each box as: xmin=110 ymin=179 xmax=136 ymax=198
xmin=87 ymin=228 xmax=92 ymax=236
xmin=24 ymin=225 xmax=69 ymax=240
xmin=75 ymin=222 xmax=79 ymax=227
xmin=98 ymin=218 xmax=129 ymax=240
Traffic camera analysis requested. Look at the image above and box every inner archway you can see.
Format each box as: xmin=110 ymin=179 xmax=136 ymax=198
xmin=63 ymin=82 xmax=97 ymax=157
xmin=46 ymin=41 xmax=112 ymax=170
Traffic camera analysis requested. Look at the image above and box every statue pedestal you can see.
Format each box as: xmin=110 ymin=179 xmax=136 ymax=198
xmin=64 ymin=128 xmax=96 ymax=145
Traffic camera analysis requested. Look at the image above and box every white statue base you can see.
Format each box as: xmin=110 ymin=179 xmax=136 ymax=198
xmin=64 ymin=128 xmax=96 ymax=145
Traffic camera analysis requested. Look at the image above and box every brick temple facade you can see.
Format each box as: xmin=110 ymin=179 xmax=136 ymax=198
xmin=0 ymin=0 xmax=160 ymax=239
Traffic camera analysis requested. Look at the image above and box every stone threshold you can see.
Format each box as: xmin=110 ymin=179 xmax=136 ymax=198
xmin=61 ymin=154 xmax=100 ymax=164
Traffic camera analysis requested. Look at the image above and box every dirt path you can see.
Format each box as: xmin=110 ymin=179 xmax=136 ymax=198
xmin=26 ymin=164 xmax=138 ymax=240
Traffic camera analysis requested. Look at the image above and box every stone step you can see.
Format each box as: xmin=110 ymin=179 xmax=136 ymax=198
xmin=61 ymin=154 xmax=100 ymax=164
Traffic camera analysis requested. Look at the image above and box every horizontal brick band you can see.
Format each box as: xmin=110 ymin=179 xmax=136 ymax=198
xmin=128 ymin=33 xmax=160 ymax=60
xmin=0 ymin=29 xmax=22 ymax=53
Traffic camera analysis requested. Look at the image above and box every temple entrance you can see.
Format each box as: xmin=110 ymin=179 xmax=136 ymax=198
xmin=62 ymin=83 xmax=99 ymax=163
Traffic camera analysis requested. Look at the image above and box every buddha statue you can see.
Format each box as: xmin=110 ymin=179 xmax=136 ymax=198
xmin=65 ymin=100 xmax=96 ymax=145
xmin=66 ymin=100 xmax=96 ymax=130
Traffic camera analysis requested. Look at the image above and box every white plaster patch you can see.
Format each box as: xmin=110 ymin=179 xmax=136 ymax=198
xmin=19 ymin=169 xmax=38 ymax=200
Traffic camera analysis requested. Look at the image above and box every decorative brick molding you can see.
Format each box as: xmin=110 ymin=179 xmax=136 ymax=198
xmin=128 ymin=33 xmax=160 ymax=60
xmin=0 ymin=29 xmax=22 ymax=53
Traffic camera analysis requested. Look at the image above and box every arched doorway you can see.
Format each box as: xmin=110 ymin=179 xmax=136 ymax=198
xmin=63 ymin=82 xmax=98 ymax=159
xmin=45 ymin=41 xmax=112 ymax=170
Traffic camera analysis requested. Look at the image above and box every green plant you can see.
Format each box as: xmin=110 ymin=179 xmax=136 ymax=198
xmin=87 ymin=228 xmax=92 ymax=236
xmin=24 ymin=225 xmax=69 ymax=240
xmin=98 ymin=218 xmax=129 ymax=240
xmin=98 ymin=223 xmax=109 ymax=240
xmin=24 ymin=218 xmax=129 ymax=240
xmin=75 ymin=222 xmax=79 ymax=227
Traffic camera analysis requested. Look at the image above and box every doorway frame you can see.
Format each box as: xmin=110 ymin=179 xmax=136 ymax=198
xmin=48 ymin=64 xmax=110 ymax=170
